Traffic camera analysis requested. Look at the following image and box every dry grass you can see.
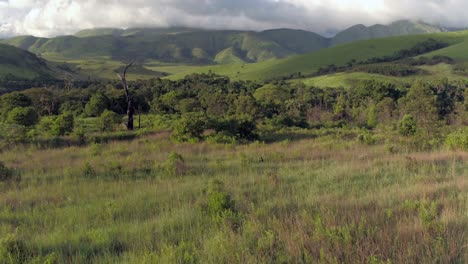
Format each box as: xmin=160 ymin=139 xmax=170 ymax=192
xmin=0 ymin=132 xmax=466 ymax=263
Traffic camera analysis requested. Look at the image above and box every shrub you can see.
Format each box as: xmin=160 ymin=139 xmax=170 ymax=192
xmin=98 ymin=110 xmax=121 ymax=132
xmin=0 ymin=232 xmax=31 ymax=263
xmin=82 ymin=162 xmax=96 ymax=178
xmin=357 ymin=130 xmax=376 ymax=145
xmin=6 ymin=107 xmax=38 ymax=127
xmin=84 ymin=93 xmax=110 ymax=117
xmin=163 ymin=152 xmax=188 ymax=176
xmin=171 ymin=112 xmax=207 ymax=142
xmin=51 ymin=112 xmax=74 ymax=136
xmin=206 ymin=132 xmax=237 ymax=145
xmin=206 ymin=180 xmax=236 ymax=217
xmin=0 ymin=161 xmax=14 ymax=182
xmin=445 ymin=129 xmax=468 ymax=151
xmin=398 ymin=114 xmax=417 ymax=136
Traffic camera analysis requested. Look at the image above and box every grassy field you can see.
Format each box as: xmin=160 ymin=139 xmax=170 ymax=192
xmin=295 ymin=63 xmax=465 ymax=88
xmin=0 ymin=129 xmax=467 ymax=263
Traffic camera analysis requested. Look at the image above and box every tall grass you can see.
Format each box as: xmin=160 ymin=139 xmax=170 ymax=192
xmin=0 ymin=132 xmax=466 ymax=263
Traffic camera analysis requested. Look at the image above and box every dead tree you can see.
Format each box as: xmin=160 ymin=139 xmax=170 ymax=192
xmin=117 ymin=62 xmax=135 ymax=130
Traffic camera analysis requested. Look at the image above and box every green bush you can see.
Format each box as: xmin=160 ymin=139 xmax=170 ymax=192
xmin=171 ymin=112 xmax=207 ymax=142
xmin=206 ymin=180 xmax=235 ymax=218
xmin=84 ymin=93 xmax=110 ymax=117
xmin=0 ymin=232 xmax=31 ymax=263
xmin=163 ymin=152 xmax=188 ymax=176
xmin=98 ymin=110 xmax=121 ymax=132
xmin=445 ymin=129 xmax=468 ymax=151
xmin=51 ymin=112 xmax=74 ymax=136
xmin=398 ymin=114 xmax=417 ymax=136
xmin=0 ymin=161 xmax=14 ymax=182
xmin=206 ymin=132 xmax=237 ymax=145
xmin=82 ymin=162 xmax=96 ymax=178
xmin=6 ymin=107 xmax=38 ymax=127
xmin=357 ymin=130 xmax=376 ymax=145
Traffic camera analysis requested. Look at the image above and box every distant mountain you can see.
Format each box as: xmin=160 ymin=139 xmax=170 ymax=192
xmin=0 ymin=20 xmax=450 ymax=65
xmin=1 ymin=29 xmax=329 ymax=64
xmin=0 ymin=43 xmax=54 ymax=80
xmin=332 ymin=20 xmax=446 ymax=45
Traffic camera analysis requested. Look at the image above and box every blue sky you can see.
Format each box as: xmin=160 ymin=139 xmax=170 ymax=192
xmin=0 ymin=0 xmax=465 ymax=37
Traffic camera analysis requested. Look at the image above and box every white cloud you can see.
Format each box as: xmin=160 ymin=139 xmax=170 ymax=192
xmin=0 ymin=0 xmax=466 ymax=38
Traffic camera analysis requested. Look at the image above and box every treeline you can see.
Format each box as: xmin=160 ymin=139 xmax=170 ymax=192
xmin=0 ymin=74 xmax=99 ymax=95
xmin=0 ymin=73 xmax=467 ymax=148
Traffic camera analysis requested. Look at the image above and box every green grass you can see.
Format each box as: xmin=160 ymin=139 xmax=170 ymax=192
xmin=294 ymin=63 xmax=464 ymax=88
xmin=0 ymin=43 xmax=54 ymax=79
xmin=0 ymin=129 xmax=466 ymax=263
xmin=169 ymin=31 xmax=468 ymax=81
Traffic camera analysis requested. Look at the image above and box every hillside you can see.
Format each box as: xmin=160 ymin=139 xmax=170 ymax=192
xmin=332 ymin=20 xmax=445 ymax=45
xmin=168 ymin=31 xmax=468 ymax=81
xmin=1 ymin=29 xmax=326 ymax=64
xmin=1 ymin=20 xmax=445 ymax=66
xmin=0 ymin=43 xmax=55 ymax=80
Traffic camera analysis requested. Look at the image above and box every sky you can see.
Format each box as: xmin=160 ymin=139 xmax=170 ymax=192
xmin=0 ymin=0 xmax=466 ymax=38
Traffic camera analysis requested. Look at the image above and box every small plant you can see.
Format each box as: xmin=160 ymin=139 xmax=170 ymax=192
xmin=163 ymin=152 xmax=188 ymax=176
xmin=203 ymin=180 xmax=243 ymax=229
xmin=82 ymin=162 xmax=96 ymax=178
xmin=445 ymin=129 xmax=468 ymax=151
xmin=0 ymin=232 xmax=31 ymax=263
xmin=0 ymin=161 xmax=13 ymax=182
xmin=357 ymin=129 xmax=376 ymax=145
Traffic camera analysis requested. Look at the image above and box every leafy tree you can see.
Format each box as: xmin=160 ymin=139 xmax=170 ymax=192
xmin=171 ymin=112 xmax=208 ymax=142
xmin=51 ymin=112 xmax=74 ymax=136
xmin=0 ymin=92 xmax=32 ymax=120
xmin=84 ymin=93 xmax=110 ymax=117
xmin=398 ymin=114 xmax=417 ymax=136
xmin=6 ymin=107 xmax=38 ymax=127
xmin=98 ymin=110 xmax=121 ymax=132
xmin=399 ymin=81 xmax=438 ymax=129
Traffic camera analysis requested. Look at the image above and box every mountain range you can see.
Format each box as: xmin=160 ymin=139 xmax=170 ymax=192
xmin=0 ymin=20 xmax=457 ymax=81
xmin=1 ymin=20 xmax=446 ymax=65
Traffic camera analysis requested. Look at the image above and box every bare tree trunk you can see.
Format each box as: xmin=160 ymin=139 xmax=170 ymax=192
xmin=118 ymin=62 xmax=134 ymax=131
xmin=127 ymin=100 xmax=134 ymax=130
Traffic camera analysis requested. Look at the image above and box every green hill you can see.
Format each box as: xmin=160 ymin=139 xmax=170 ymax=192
xmin=1 ymin=20 xmax=449 ymax=67
xmin=2 ymin=29 xmax=320 ymax=64
xmin=332 ymin=20 xmax=445 ymax=45
xmin=169 ymin=31 xmax=468 ymax=81
xmin=0 ymin=43 xmax=55 ymax=80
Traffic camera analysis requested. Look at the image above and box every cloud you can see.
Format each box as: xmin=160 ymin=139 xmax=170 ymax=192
xmin=0 ymin=0 xmax=466 ymax=38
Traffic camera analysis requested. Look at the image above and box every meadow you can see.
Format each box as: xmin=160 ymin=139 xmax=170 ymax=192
xmin=0 ymin=128 xmax=467 ymax=263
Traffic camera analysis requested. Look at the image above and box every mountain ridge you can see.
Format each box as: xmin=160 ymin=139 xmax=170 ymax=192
xmin=0 ymin=20 xmax=448 ymax=65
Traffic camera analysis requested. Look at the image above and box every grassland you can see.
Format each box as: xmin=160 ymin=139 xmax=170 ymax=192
xmin=0 ymin=128 xmax=466 ymax=263
xmin=168 ymin=31 xmax=468 ymax=81
xmin=295 ymin=63 xmax=465 ymax=88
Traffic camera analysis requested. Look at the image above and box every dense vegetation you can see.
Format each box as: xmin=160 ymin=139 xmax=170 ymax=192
xmin=0 ymin=24 xmax=468 ymax=262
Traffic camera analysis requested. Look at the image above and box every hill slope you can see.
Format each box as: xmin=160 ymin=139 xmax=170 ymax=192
xmin=1 ymin=29 xmax=328 ymax=64
xmin=332 ymin=20 xmax=445 ymax=45
xmin=168 ymin=31 xmax=468 ymax=81
xmin=2 ymin=20 xmax=442 ymax=65
xmin=0 ymin=43 xmax=55 ymax=79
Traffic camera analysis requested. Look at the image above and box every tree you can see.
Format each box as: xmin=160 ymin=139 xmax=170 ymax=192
xmin=6 ymin=107 xmax=38 ymax=127
xmin=51 ymin=112 xmax=74 ymax=136
xmin=398 ymin=114 xmax=417 ymax=136
xmin=117 ymin=62 xmax=135 ymax=130
xmin=399 ymin=80 xmax=438 ymax=129
xmin=84 ymin=93 xmax=110 ymax=117
xmin=98 ymin=110 xmax=121 ymax=132
xmin=171 ymin=112 xmax=208 ymax=142
xmin=0 ymin=93 xmax=32 ymax=121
